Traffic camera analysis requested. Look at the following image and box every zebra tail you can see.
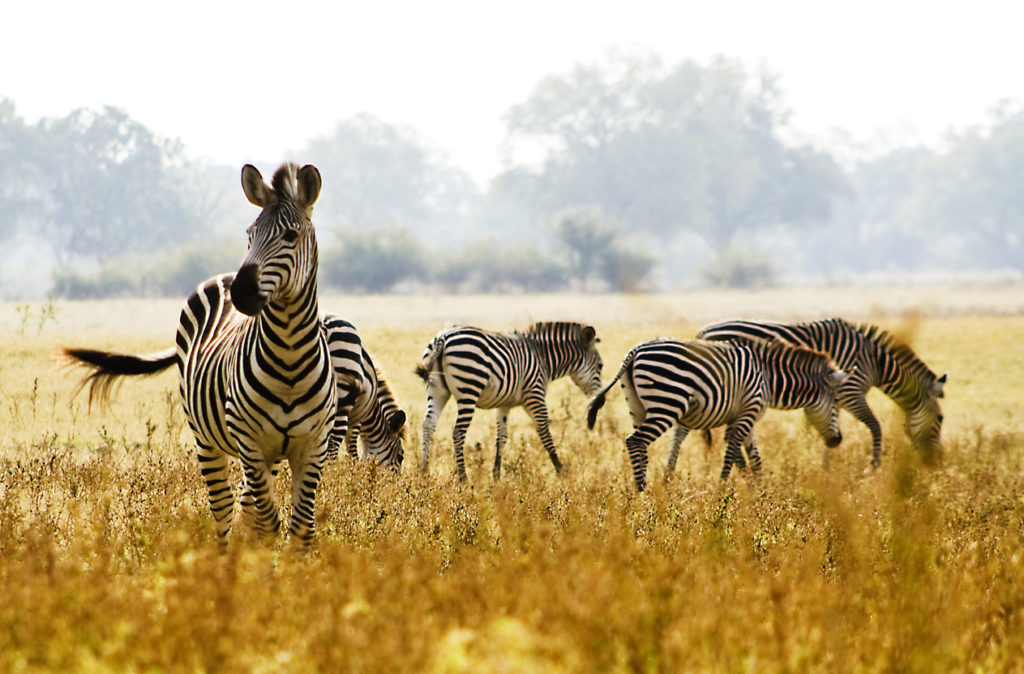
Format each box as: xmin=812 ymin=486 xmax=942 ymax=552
xmin=55 ymin=346 xmax=177 ymax=411
xmin=414 ymin=334 xmax=445 ymax=383
xmin=586 ymin=355 xmax=631 ymax=430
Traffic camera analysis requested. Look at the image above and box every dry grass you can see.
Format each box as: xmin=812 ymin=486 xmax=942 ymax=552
xmin=1 ymin=290 xmax=1023 ymax=672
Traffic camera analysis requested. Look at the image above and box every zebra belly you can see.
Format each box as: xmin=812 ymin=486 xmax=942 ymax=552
xmin=473 ymin=380 xmax=524 ymax=409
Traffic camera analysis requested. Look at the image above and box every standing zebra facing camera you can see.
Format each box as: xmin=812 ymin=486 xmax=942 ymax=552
xmin=696 ymin=317 xmax=947 ymax=467
xmin=416 ymin=322 xmax=603 ymax=481
xmin=59 ymin=163 xmax=345 ymax=545
xmin=587 ymin=338 xmax=847 ymax=491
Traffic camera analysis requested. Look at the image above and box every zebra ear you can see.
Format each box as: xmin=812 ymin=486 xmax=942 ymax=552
xmin=581 ymin=325 xmax=597 ymax=347
xmin=931 ymin=373 xmax=947 ymax=398
xmin=829 ymin=370 xmax=848 ymax=387
xmin=295 ymin=164 xmax=322 ymax=209
xmin=241 ymin=164 xmax=276 ymax=208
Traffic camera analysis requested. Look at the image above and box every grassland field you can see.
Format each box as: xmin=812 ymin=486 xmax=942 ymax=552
xmin=1 ymin=286 xmax=1023 ymax=672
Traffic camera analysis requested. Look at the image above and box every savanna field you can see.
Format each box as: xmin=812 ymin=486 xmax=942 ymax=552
xmin=2 ymin=287 xmax=1023 ymax=673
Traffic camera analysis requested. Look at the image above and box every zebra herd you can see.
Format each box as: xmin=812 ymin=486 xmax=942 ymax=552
xmin=58 ymin=163 xmax=948 ymax=543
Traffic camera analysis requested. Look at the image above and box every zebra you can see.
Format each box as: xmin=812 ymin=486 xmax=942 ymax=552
xmin=321 ymin=314 xmax=406 ymax=469
xmin=416 ymin=322 xmax=603 ymax=481
xmin=59 ymin=163 xmax=342 ymax=544
xmin=696 ymin=318 xmax=947 ymax=466
xmin=587 ymin=338 xmax=847 ymax=490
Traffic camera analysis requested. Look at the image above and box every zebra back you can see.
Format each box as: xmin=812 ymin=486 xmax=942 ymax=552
xmin=748 ymin=338 xmax=845 ymax=409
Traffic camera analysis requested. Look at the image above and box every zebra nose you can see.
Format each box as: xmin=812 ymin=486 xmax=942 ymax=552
xmin=230 ymin=265 xmax=268 ymax=316
xmin=826 ymin=433 xmax=842 ymax=448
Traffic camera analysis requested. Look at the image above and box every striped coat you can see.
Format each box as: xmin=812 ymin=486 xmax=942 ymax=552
xmin=588 ymin=338 xmax=845 ymax=490
xmin=60 ymin=163 xmax=340 ymax=544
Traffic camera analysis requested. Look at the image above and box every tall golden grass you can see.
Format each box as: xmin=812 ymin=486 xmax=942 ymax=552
xmin=1 ymin=290 xmax=1022 ymax=672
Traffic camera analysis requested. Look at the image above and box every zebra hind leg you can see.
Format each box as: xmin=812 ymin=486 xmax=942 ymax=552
xmin=420 ymin=385 xmax=450 ymax=472
xmin=666 ymin=424 xmax=691 ymax=472
xmin=625 ymin=415 xmax=673 ymax=491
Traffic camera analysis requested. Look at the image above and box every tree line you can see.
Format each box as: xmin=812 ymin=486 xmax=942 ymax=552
xmin=2 ymin=49 xmax=1022 ymax=299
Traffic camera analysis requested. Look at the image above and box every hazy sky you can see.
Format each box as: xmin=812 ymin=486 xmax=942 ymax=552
xmin=5 ymin=0 xmax=1023 ymax=183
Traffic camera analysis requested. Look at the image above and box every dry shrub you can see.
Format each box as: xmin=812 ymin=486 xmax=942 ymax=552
xmin=1 ymin=315 xmax=1023 ymax=671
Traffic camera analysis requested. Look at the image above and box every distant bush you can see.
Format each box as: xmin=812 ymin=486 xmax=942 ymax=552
xmin=50 ymin=240 xmax=242 ymax=299
xmin=701 ymin=246 xmax=778 ymax=288
xmin=51 ymin=266 xmax=140 ymax=299
xmin=433 ymin=241 xmax=567 ymax=293
xmin=321 ymin=226 xmax=428 ymax=293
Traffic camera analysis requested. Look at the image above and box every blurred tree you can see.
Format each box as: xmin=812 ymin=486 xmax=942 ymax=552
xmin=497 ymin=50 xmax=849 ymax=271
xmin=31 ymin=106 xmax=202 ymax=266
xmin=905 ymin=107 xmax=1024 ymax=269
xmin=302 ymin=114 xmax=481 ymax=244
xmin=320 ymin=224 xmax=428 ymax=293
xmin=550 ymin=205 xmax=654 ymax=291
xmin=0 ymin=100 xmax=43 ymax=241
xmin=433 ymin=238 xmax=566 ymax=293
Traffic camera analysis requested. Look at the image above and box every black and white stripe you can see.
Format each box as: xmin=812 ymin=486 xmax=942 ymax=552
xmin=697 ymin=318 xmax=947 ymax=466
xmin=587 ymin=338 xmax=846 ymax=490
xmin=416 ymin=322 xmax=603 ymax=481
xmin=60 ymin=163 xmax=337 ymax=544
xmin=321 ymin=314 xmax=406 ymax=469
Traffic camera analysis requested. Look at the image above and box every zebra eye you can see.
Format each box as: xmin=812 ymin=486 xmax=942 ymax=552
xmin=282 ymin=229 xmax=299 ymax=243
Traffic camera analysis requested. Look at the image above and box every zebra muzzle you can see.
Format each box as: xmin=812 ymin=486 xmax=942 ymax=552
xmin=230 ymin=265 xmax=269 ymax=316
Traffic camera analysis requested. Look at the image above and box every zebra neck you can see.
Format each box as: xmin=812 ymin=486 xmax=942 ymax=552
xmin=761 ymin=359 xmax=815 ymax=409
xmin=254 ymin=280 xmax=322 ymax=364
xmin=881 ymin=376 xmax=928 ymax=412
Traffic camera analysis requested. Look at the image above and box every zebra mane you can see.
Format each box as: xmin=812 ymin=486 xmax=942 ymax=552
xmin=857 ymin=323 xmax=938 ymax=383
xmin=526 ymin=321 xmax=593 ymax=342
xmin=375 ymin=369 xmax=407 ymax=437
xmin=270 ymin=163 xmax=301 ymax=201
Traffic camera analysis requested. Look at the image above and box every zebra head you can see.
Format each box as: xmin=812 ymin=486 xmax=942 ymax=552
xmin=905 ymin=372 xmax=946 ymax=457
xmin=569 ymin=324 xmax=604 ymax=397
xmin=760 ymin=340 xmax=848 ymax=449
xmin=362 ymin=379 xmax=408 ymax=470
xmin=803 ymin=367 xmax=848 ymax=449
xmin=231 ymin=163 xmax=322 ymax=316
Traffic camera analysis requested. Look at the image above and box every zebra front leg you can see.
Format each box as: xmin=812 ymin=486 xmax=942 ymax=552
xmin=451 ymin=399 xmax=478 ymax=482
xmin=420 ymin=385 xmax=450 ymax=472
xmin=846 ymin=398 xmax=883 ymax=468
xmin=287 ymin=451 xmax=326 ymax=545
xmin=239 ymin=459 xmax=285 ymax=532
xmin=240 ymin=459 xmax=282 ymax=539
xmin=197 ymin=444 xmax=235 ymax=541
xmin=493 ymin=408 xmax=511 ymax=480
xmin=524 ymin=394 xmax=562 ymax=475
xmin=666 ymin=424 xmax=691 ymax=472
xmin=721 ymin=419 xmax=755 ymax=480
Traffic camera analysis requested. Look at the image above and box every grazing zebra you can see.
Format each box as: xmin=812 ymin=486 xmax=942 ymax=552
xmin=416 ymin=322 xmax=603 ymax=481
xmin=587 ymin=338 xmax=847 ymax=490
xmin=59 ymin=163 xmax=341 ymax=544
xmin=321 ymin=314 xmax=406 ymax=469
xmin=696 ymin=318 xmax=947 ymax=466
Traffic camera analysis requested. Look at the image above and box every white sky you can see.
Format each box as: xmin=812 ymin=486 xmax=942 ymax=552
xmin=4 ymin=0 xmax=1023 ymax=184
